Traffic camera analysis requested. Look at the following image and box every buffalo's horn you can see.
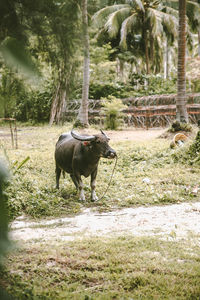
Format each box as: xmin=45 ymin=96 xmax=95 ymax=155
xmin=71 ymin=129 xmax=96 ymax=141
xmin=100 ymin=129 xmax=110 ymax=140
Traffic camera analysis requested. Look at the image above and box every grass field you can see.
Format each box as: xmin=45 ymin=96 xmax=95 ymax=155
xmin=0 ymin=124 xmax=199 ymax=219
xmin=1 ymin=236 xmax=200 ymax=299
xmin=0 ymin=124 xmax=200 ymax=299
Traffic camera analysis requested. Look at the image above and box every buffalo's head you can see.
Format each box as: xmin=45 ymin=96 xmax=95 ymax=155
xmin=71 ymin=129 xmax=116 ymax=159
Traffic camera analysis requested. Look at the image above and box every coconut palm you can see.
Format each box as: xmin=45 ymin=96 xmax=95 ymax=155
xmin=176 ymin=0 xmax=188 ymax=123
xmin=93 ymin=0 xmax=178 ymax=74
xmin=186 ymin=1 xmax=200 ymax=56
xmin=162 ymin=0 xmax=200 ymax=122
xmin=76 ymin=0 xmax=90 ymax=127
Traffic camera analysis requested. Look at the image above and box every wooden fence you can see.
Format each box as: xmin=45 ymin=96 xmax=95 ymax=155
xmin=65 ymin=93 xmax=200 ymax=128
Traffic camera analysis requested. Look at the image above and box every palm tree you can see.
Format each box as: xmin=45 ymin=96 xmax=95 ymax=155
xmin=186 ymin=0 xmax=200 ymax=57
xmin=76 ymin=0 xmax=90 ymax=127
xmin=93 ymin=0 xmax=178 ymax=74
xmin=176 ymin=0 xmax=188 ymax=123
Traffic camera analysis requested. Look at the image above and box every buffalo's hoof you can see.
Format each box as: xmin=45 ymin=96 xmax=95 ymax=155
xmin=79 ymin=197 xmax=85 ymax=202
xmin=91 ymin=196 xmax=99 ymax=202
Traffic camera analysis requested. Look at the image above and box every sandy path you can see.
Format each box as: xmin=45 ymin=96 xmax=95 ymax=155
xmin=81 ymin=128 xmax=166 ymax=142
xmin=10 ymin=202 xmax=200 ymax=243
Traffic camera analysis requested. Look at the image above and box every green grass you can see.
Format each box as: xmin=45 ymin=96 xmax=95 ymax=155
xmin=1 ymin=124 xmax=200 ymax=299
xmin=0 ymin=124 xmax=200 ymax=219
xmin=1 ymin=236 xmax=200 ymax=299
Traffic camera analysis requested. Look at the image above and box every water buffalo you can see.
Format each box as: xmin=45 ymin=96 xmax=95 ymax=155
xmin=55 ymin=129 xmax=116 ymax=201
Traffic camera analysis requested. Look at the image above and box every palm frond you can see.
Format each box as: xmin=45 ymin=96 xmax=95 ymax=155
xmin=120 ymin=13 xmax=138 ymax=49
xmin=105 ymin=8 xmax=131 ymax=38
xmin=154 ymin=9 xmax=178 ymax=38
xmin=126 ymin=0 xmax=145 ymax=12
xmin=161 ymin=6 xmax=178 ymax=19
xmin=147 ymin=8 xmax=163 ymax=38
xmin=92 ymin=5 xmax=129 ymax=28
xmin=162 ymin=0 xmax=178 ymax=10
xmin=187 ymin=1 xmax=200 ymax=31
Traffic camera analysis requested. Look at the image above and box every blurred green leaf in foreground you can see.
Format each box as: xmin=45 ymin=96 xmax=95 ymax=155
xmin=0 ymin=37 xmax=40 ymax=81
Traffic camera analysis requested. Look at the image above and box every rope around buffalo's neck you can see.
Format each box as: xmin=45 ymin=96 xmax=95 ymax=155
xmin=98 ymin=155 xmax=118 ymax=201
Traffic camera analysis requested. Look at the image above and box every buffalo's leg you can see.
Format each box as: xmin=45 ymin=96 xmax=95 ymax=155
xmin=70 ymin=174 xmax=79 ymax=190
xmin=55 ymin=165 xmax=61 ymax=189
xmin=91 ymin=168 xmax=98 ymax=201
xmin=74 ymin=173 xmax=85 ymax=201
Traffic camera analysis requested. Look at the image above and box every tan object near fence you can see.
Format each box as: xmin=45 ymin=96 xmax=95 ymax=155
xmin=170 ymin=133 xmax=188 ymax=148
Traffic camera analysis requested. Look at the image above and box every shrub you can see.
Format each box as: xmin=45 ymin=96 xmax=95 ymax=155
xmin=168 ymin=121 xmax=192 ymax=133
xmin=187 ymin=130 xmax=200 ymax=162
xmin=0 ymin=69 xmax=53 ymax=123
xmin=13 ymin=83 xmax=53 ymax=123
xmin=101 ymin=96 xmax=127 ymax=130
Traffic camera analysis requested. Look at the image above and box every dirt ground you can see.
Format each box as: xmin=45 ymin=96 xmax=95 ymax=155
xmin=11 ymin=202 xmax=200 ymax=243
xmin=104 ymin=128 xmax=167 ymax=141
xmin=76 ymin=127 xmax=168 ymax=142
xmin=73 ymin=126 xmax=197 ymax=142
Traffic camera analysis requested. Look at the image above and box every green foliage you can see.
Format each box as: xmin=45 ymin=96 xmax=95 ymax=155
xmin=89 ymin=82 xmax=123 ymax=99
xmin=168 ymin=121 xmax=192 ymax=133
xmin=185 ymin=130 xmax=200 ymax=164
xmin=129 ymin=73 xmax=177 ymax=95
xmin=14 ymin=84 xmax=53 ymax=123
xmin=191 ymin=78 xmax=200 ymax=93
xmin=0 ymin=37 xmax=40 ymax=80
xmin=168 ymin=129 xmax=200 ymax=166
xmin=102 ymin=96 xmax=127 ymax=129
xmin=0 ymin=161 xmax=10 ymax=265
xmin=88 ymin=73 xmax=177 ymax=100
xmin=0 ymin=0 xmax=81 ymax=125
xmin=186 ymin=58 xmax=200 ymax=92
xmin=92 ymin=0 xmax=179 ymax=74
xmin=0 ymin=69 xmax=27 ymax=118
xmin=0 ymin=68 xmax=53 ymax=122
xmin=0 ymin=156 xmax=15 ymax=300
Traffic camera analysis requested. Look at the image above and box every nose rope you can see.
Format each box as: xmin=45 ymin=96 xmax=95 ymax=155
xmin=98 ymin=155 xmax=118 ymax=201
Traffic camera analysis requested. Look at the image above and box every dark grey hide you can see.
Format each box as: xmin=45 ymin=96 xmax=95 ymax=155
xmin=55 ymin=130 xmax=116 ymax=201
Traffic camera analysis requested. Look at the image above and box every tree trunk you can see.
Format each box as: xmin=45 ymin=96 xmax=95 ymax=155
xmin=176 ymin=0 xmax=188 ymax=123
xmin=118 ymin=58 xmax=124 ymax=82
xmin=164 ymin=39 xmax=169 ymax=79
xmin=143 ymin=28 xmax=150 ymax=74
xmin=77 ymin=0 xmax=89 ymax=127
xmin=150 ymin=35 xmax=154 ymax=72
xmin=198 ymin=29 xmax=200 ymax=57
xmin=49 ymin=82 xmax=66 ymax=125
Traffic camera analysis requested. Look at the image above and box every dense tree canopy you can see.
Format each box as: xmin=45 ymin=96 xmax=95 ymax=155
xmin=0 ymin=0 xmax=81 ymax=123
xmin=0 ymin=0 xmax=200 ymax=124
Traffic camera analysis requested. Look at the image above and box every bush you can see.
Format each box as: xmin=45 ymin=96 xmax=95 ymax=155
xmin=0 ymin=69 xmax=53 ymax=123
xmin=187 ymin=130 xmax=200 ymax=162
xmin=129 ymin=73 xmax=177 ymax=95
xmin=14 ymin=84 xmax=53 ymax=123
xmin=168 ymin=121 xmax=192 ymax=133
xmin=89 ymin=82 xmax=134 ymax=99
xmin=101 ymin=96 xmax=127 ymax=130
